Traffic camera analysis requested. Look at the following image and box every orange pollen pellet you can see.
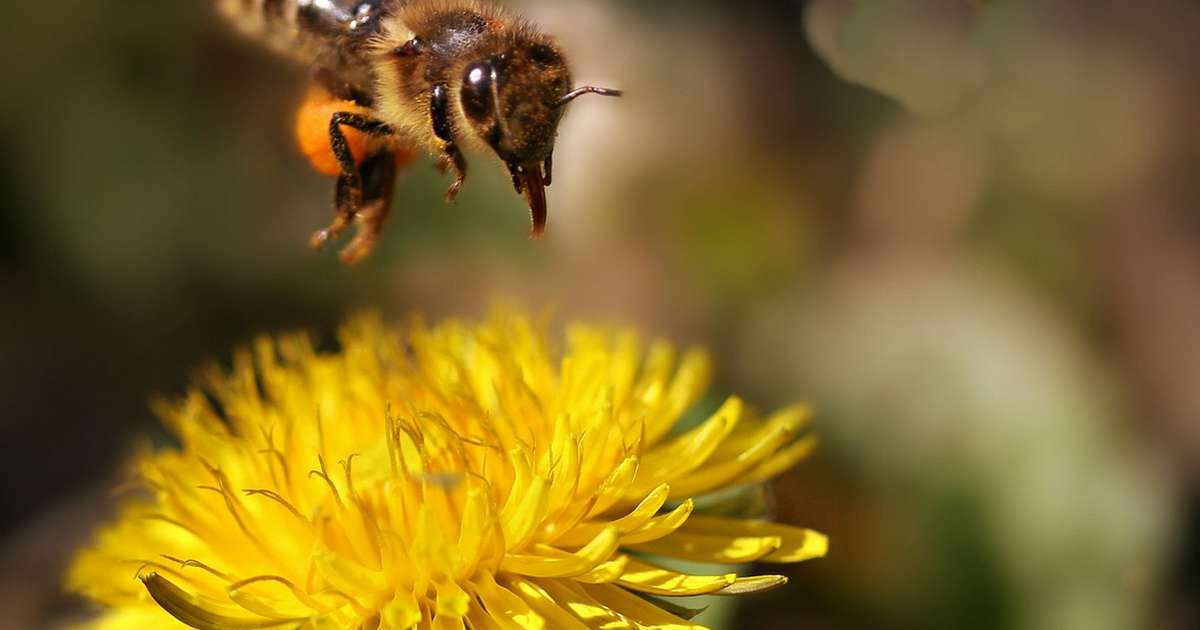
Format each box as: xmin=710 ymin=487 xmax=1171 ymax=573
xmin=295 ymin=88 xmax=372 ymax=177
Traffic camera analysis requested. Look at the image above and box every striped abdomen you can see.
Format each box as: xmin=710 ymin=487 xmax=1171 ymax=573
xmin=215 ymin=0 xmax=387 ymax=64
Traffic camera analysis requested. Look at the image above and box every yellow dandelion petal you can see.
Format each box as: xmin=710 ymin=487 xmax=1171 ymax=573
xmin=710 ymin=574 xmax=789 ymax=596
xmin=586 ymin=456 xmax=641 ymax=518
xmin=615 ymin=558 xmax=736 ymax=596
xmin=579 ymin=583 xmax=707 ymax=630
xmin=382 ymin=591 xmax=423 ymax=629
xmin=67 ymin=309 xmax=826 ymax=630
xmin=533 ymin=578 xmax=635 ymax=629
xmin=623 ymin=397 xmax=743 ymax=501
xmin=140 ymin=572 xmax=295 ymax=629
xmin=668 ymin=408 xmax=816 ymax=498
xmin=555 ymin=484 xmax=670 ymax=547
xmin=678 ymin=516 xmax=830 ymax=563
xmin=505 ymin=577 xmax=592 ymax=630
xmin=573 ymin=555 xmax=631 ymax=585
xmin=501 ymin=527 xmax=622 ymax=578
xmin=473 ymin=572 xmax=547 ymax=630
xmin=628 ymin=531 xmax=784 ymax=564
xmin=739 ymin=436 xmax=823 ymax=486
xmin=618 ymin=499 xmax=695 ymax=546
xmin=226 ymin=575 xmax=315 ymax=618
xmin=84 ymin=607 xmax=189 ymax=630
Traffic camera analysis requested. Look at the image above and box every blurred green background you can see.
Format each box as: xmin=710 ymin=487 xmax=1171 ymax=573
xmin=1 ymin=0 xmax=1198 ymax=628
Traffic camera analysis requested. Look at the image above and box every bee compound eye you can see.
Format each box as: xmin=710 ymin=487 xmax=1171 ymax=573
xmin=460 ymin=60 xmax=494 ymax=123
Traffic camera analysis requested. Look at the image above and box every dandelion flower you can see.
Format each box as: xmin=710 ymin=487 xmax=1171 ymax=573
xmin=68 ymin=310 xmax=826 ymax=629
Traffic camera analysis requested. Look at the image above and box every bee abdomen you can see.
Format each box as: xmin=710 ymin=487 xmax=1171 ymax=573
xmin=215 ymin=0 xmax=348 ymax=61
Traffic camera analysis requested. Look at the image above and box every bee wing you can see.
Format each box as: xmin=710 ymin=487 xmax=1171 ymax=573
xmin=216 ymin=0 xmax=385 ymax=65
xmin=294 ymin=0 xmax=380 ymax=37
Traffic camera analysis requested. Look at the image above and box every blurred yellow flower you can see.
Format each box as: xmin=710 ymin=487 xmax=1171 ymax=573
xmin=68 ymin=310 xmax=825 ymax=629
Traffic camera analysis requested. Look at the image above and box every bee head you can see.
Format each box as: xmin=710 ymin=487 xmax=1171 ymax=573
xmin=459 ymin=41 xmax=620 ymax=236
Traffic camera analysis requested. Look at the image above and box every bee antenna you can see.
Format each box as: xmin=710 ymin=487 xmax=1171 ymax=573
xmin=557 ymin=86 xmax=624 ymax=108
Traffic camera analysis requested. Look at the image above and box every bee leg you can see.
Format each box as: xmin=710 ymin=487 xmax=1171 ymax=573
xmin=430 ymin=83 xmax=469 ymax=202
xmin=310 ymin=176 xmax=355 ymax=249
xmin=436 ymin=146 xmax=468 ymax=202
xmin=338 ymin=150 xmax=397 ymax=265
xmin=310 ymin=112 xmax=394 ymax=251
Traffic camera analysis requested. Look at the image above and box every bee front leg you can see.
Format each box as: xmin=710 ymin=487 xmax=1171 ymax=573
xmin=430 ymin=84 xmax=468 ymax=202
xmin=310 ymin=112 xmax=395 ymax=251
xmin=436 ymin=146 xmax=468 ymax=202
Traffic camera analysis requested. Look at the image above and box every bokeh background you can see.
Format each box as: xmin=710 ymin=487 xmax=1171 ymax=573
xmin=2 ymin=0 xmax=1198 ymax=628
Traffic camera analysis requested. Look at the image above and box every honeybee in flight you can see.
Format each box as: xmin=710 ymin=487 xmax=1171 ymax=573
xmin=216 ymin=0 xmax=622 ymax=263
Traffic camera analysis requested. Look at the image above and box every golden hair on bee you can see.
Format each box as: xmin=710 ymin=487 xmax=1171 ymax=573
xmin=212 ymin=0 xmax=622 ymax=264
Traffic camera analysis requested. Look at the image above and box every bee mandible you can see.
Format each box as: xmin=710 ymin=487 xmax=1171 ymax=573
xmin=216 ymin=0 xmax=622 ymax=263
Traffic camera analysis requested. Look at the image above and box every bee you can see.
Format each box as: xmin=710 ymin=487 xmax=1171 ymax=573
xmin=215 ymin=0 xmax=622 ymax=263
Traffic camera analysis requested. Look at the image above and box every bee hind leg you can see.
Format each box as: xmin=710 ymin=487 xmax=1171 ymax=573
xmin=310 ymin=112 xmax=395 ymax=257
xmin=338 ymin=150 xmax=398 ymax=265
xmin=309 ymin=175 xmax=355 ymax=249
